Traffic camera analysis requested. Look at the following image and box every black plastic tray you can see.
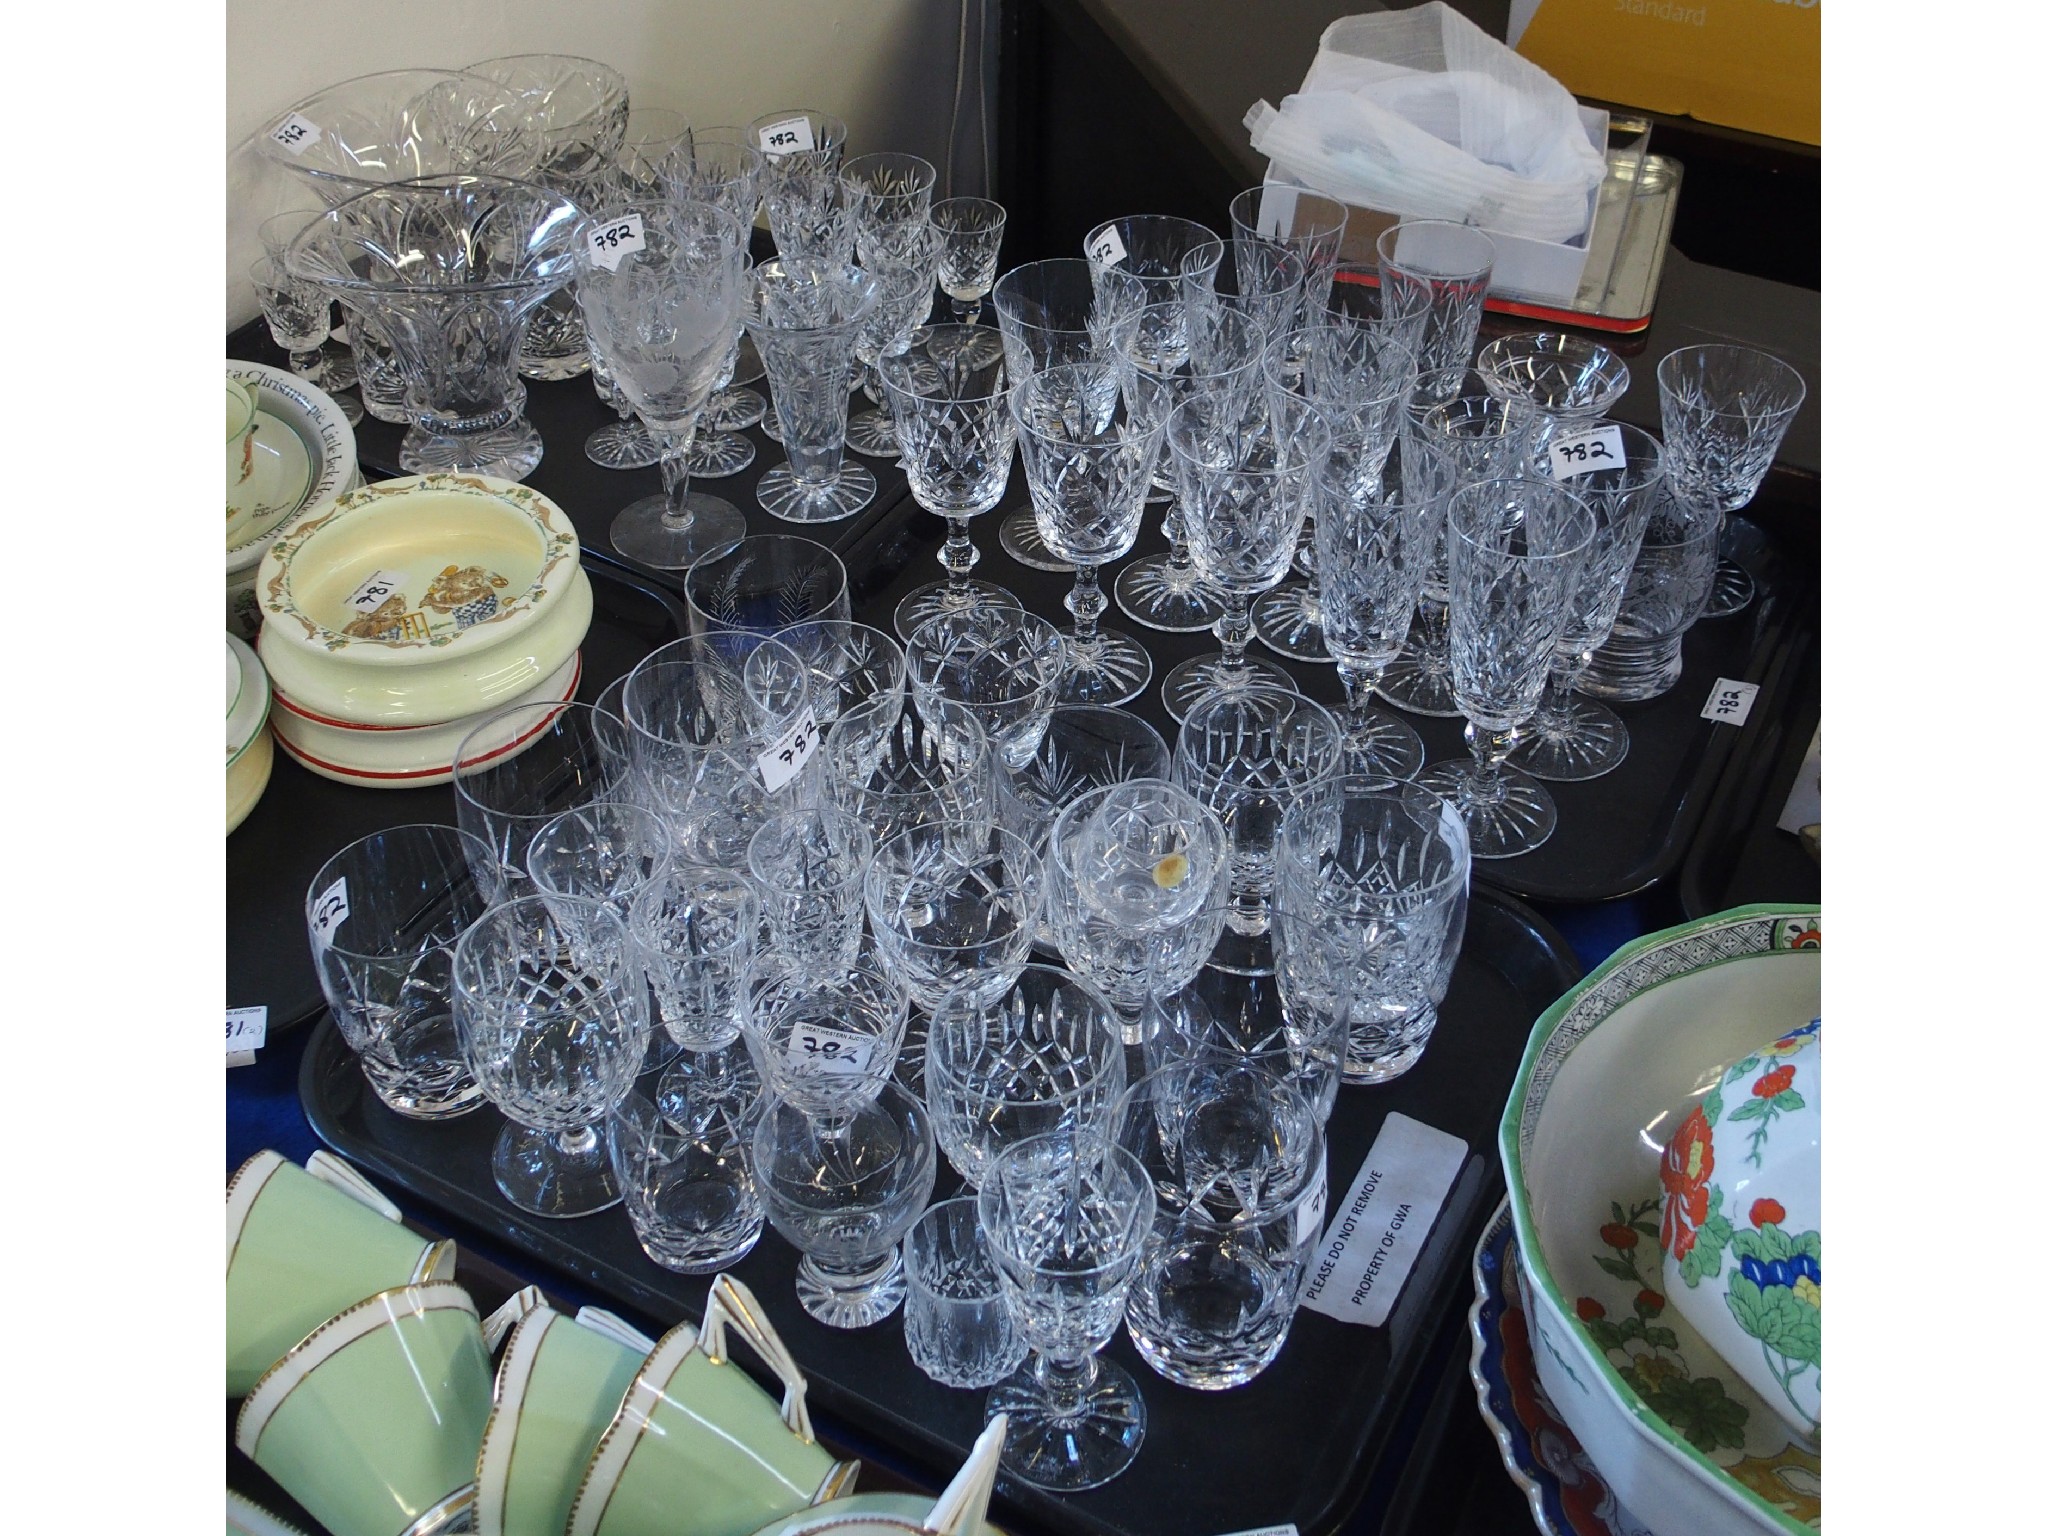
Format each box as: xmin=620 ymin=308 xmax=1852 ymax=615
xmin=1678 ymin=577 xmax=1821 ymax=919
xmin=225 ymin=554 xmax=689 ymax=1027
xmin=302 ymin=889 xmax=1579 ymax=1536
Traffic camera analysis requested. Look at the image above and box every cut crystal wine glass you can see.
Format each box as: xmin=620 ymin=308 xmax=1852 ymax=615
xmin=1415 ymin=476 xmax=1597 ymax=858
xmin=865 ymin=822 xmax=1043 ymax=1016
xmin=979 ymin=1132 xmax=1157 ymax=1491
xmin=452 ymin=895 xmax=650 ymax=1218
xmin=930 ymin=196 xmax=1008 ymax=328
xmin=1374 ymin=220 xmax=1494 ymax=397
xmin=883 ymin=331 xmax=1023 ymax=639
xmin=906 ymin=606 xmax=1066 ymax=772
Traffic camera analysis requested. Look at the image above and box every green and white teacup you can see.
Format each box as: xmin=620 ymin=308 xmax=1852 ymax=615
xmin=226 ymin=1150 xmax=455 ymax=1397
xmin=235 ymin=1281 xmax=492 ymax=1536
xmin=566 ymin=1275 xmax=858 ymax=1536
xmin=476 ymin=1303 xmax=655 ymax=1536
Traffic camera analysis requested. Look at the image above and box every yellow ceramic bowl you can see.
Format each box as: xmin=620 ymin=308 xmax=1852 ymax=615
xmin=257 ymin=473 xmax=588 ymax=726
xmin=227 ymin=635 xmax=274 ymax=834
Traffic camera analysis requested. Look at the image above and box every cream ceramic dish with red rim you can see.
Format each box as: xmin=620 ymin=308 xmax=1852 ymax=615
xmin=270 ymin=650 xmax=582 ymax=788
xmin=1500 ymin=906 xmax=1821 ymax=1536
xmin=256 ymin=473 xmax=589 ymax=726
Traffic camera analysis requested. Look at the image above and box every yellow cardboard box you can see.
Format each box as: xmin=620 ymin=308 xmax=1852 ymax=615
xmin=1512 ymin=0 xmax=1819 ymax=146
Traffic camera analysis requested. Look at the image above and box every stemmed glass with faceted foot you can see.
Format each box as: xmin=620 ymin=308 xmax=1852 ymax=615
xmin=1416 ymin=477 xmax=1596 ymax=858
xmin=1312 ymin=434 xmax=1453 ymax=777
xmin=929 ymin=197 xmax=1008 ymax=364
xmin=250 ymin=256 xmax=362 ymax=426
xmin=1160 ymin=391 xmax=1331 ymax=721
xmin=744 ymin=259 xmax=882 ymax=522
xmin=452 ymin=895 xmax=649 ymax=1218
xmin=1655 ymin=343 xmax=1807 ymax=617
xmin=1515 ymin=420 xmax=1665 ymax=781
xmin=574 ymin=200 xmax=752 ymax=567
xmin=980 ymin=1132 xmax=1156 ymax=1492
xmin=991 ymin=258 xmax=1147 ymax=572
xmin=883 ymin=330 xmax=1022 ymax=640
xmin=846 ymin=248 xmax=939 ymax=460
xmin=1013 ymin=362 xmax=1169 ymax=705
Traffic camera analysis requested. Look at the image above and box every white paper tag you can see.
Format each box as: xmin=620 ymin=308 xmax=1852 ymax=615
xmin=1775 ymin=724 xmax=1821 ymax=834
xmin=756 ymin=707 xmax=820 ymax=792
xmin=345 ymin=569 xmax=407 ymax=614
xmin=756 ymin=116 xmax=816 ymax=157
xmin=783 ymin=1024 xmax=877 ymax=1077
xmin=1546 ymin=424 xmax=1627 ymax=479
xmin=270 ymin=112 xmax=322 ymax=155
xmin=586 ymin=213 xmax=646 ymax=273
xmin=1299 ymin=1113 xmax=1467 ymax=1326
xmin=226 ymin=1005 xmax=268 ymax=1067
xmin=1295 ymin=1158 xmax=1329 ymax=1248
xmin=1086 ymin=225 xmax=1128 ymax=268
xmin=309 ymin=876 xmax=350 ymax=951
xmin=1701 ymin=678 xmax=1760 ymax=727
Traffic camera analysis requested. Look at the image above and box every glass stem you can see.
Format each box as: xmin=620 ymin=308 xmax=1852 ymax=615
xmin=1163 ymin=503 xmax=1196 ymax=567
xmin=657 ymin=415 xmax=702 ymax=530
xmin=554 ymin=1125 xmax=599 ymax=1156
xmin=1536 ymin=650 xmax=1592 ymax=727
xmin=288 ymin=348 xmax=323 ymax=378
xmin=1462 ymin=721 xmax=1519 ymax=803
xmin=1337 ymin=662 xmax=1379 ymax=739
xmin=1066 ymin=562 xmax=1107 ymax=660
xmin=940 ymin=515 xmax=981 ymax=601
xmin=1214 ymin=592 xmax=1253 ymax=679
xmin=1032 ymin=1352 xmax=1102 ymax=1417
xmin=946 ymin=295 xmax=983 ymax=326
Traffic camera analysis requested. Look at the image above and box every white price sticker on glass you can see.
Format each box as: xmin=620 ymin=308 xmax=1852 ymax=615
xmin=270 ymin=113 xmax=322 ymax=155
xmin=1546 ymin=424 xmax=1627 ymax=479
xmin=586 ymin=214 xmax=646 ymax=272
xmin=1086 ymin=225 xmax=1128 ymax=268
xmin=784 ymin=1025 xmax=877 ymax=1077
xmin=345 ymin=569 xmax=407 ymax=614
xmin=309 ymin=876 xmax=350 ymax=951
xmin=757 ymin=708 xmax=820 ymax=792
xmin=756 ymin=116 xmax=816 ymax=157
xmin=1701 ymin=678 xmax=1760 ymax=727
xmin=227 ymin=1006 xmax=268 ymax=1066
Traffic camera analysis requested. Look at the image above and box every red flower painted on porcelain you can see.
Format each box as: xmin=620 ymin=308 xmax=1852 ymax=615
xmin=1576 ymin=1296 xmax=1606 ymax=1322
xmin=1600 ymin=1222 xmax=1639 ymax=1250
xmin=1659 ymin=1105 xmax=1716 ymax=1258
xmin=1752 ymin=1065 xmax=1796 ymax=1099
xmin=1636 ymin=1289 xmax=1666 ymax=1315
xmin=1750 ymin=1197 xmax=1786 ymax=1229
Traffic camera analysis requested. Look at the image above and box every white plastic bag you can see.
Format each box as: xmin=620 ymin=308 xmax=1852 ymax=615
xmin=1245 ymin=4 xmax=1606 ymax=244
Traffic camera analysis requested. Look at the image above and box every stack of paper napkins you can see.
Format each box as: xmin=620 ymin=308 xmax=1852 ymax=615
xmin=1245 ymin=4 xmax=1606 ymax=245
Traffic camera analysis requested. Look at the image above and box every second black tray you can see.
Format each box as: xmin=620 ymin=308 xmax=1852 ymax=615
xmin=302 ymin=889 xmax=1579 ymax=1536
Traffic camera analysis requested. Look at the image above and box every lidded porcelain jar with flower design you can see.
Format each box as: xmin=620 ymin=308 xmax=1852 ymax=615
xmin=1658 ymin=1017 xmax=1821 ymax=1442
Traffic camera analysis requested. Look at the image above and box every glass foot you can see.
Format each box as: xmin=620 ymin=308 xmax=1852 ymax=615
xmin=400 ymin=418 xmax=544 ymax=482
xmin=1058 ymin=629 xmax=1153 ymax=707
xmin=844 ymin=407 xmax=900 ymax=458
xmin=518 ymin=349 xmax=590 ymax=381
xmin=687 ymin=429 xmax=757 ymax=479
xmin=1514 ymin=697 xmax=1630 ymax=782
xmin=894 ymin=578 xmax=1022 ymax=645
xmin=705 ymin=386 xmax=768 ymax=432
xmin=585 ymin=418 xmax=663 ymax=471
xmin=761 ymin=408 xmax=784 ymax=444
xmin=1377 ymin=627 xmax=1463 ymax=718
xmin=1251 ymin=582 xmax=1334 ymax=664
xmin=999 ymin=509 xmax=1075 ymax=573
xmin=491 ymin=1121 xmax=621 ymax=1219
xmin=1415 ymin=758 xmax=1560 ymax=860
xmin=1701 ymin=557 xmax=1755 ymax=618
xmin=608 ymin=493 xmax=747 ymax=569
xmin=987 ymin=1357 xmax=1147 ymax=1492
xmin=1342 ymin=707 xmax=1426 ymax=780
xmin=327 ymin=390 xmax=364 ymax=428
xmin=317 ymin=342 xmax=358 ymax=393
xmin=731 ymin=334 xmax=766 ymax=388
xmin=758 ymin=462 xmax=878 ymax=523
xmin=795 ymin=1249 xmax=908 ymax=1328
xmin=925 ymin=327 xmax=1007 ymax=369
xmin=1117 ymin=554 xmax=1224 ymax=632
xmin=1160 ymin=653 xmax=1298 ymax=725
